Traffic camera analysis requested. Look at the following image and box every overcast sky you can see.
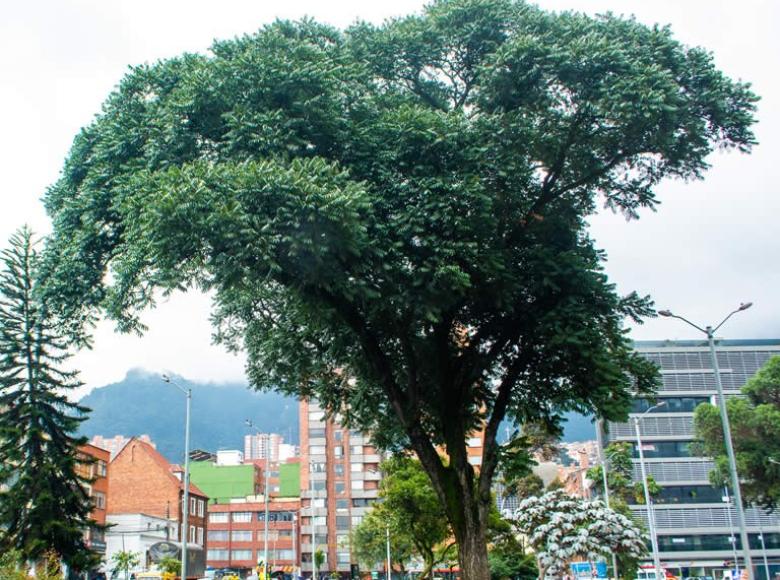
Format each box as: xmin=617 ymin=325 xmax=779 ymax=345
xmin=2 ymin=0 xmax=778 ymax=396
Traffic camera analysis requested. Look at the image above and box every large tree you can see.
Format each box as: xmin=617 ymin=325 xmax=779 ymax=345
xmin=694 ymin=355 xmax=780 ymax=511
xmin=39 ymin=1 xmax=757 ymax=577
xmin=0 ymin=228 xmax=97 ymax=570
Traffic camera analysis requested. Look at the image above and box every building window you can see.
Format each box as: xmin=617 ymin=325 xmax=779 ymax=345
xmin=336 ymin=499 xmax=349 ymax=511
xmin=308 ymin=411 xmax=325 ymax=422
xmin=352 ymin=498 xmax=374 ymax=508
xmin=272 ymin=549 xmax=295 ymax=560
xmin=334 ymin=431 xmax=343 ymax=441
xmin=258 ymin=510 xmax=295 ymax=522
xmin=312 ymin=480 xmax=326 ymax=491
xmin=351 ymin=515 xmax=363 ymax=526
xmin=333 ymin=445 xmax=343 ymax=458
xmin=208 ymin=530 xmax=229 ymax=541
xmin=95 ymin=460 xmax=107 ymax=477
xmin=232 ymin=512 xmax=253 ymax=523
xmin=334 ymin=463 xmax=344 ymax=476
xmin=197 ymin=526 xmax=204 ymax=546
xmin=310 ymin=445 xmax=326 ymax=455
xmin=351 ymin=480 xmax=364 ymax=490
xmin=209 ymin=512 xmax=229 ymax=524
xmin=231 ymin=550 xmax=253 ymax=561
xmin=337 ymin=552 xmax=351 ymax=564
xmin=232 ymin=530 xmax=253 ymax=542
xmin=313 ymin=516 xmax=327 ymax=526
xmin=198 ymin=499 xmax=205 ymax=517
xmin=310 ymin=462 xmax=326 ymax=473
xmin=208 ymin=549 xmax=229 ymax=560
xmin=336 ymin=516 xmax=350 ymax=530
xmin=309 ymin=428 xmax=326 ymax=438
xmin=468 ymin=456 xmax=481 ymax=466
xmin=350 ymin=463 xmax=362 ymax=473
xmin=467 ymin=437 xmax=482 ymax=448
xmin=190 ymin=497 xmax=197 ymax=513
xmin=189 ymin=525 xmax=196 ymax=543
xmin=92 ymin=491 xmax=106 ymax=510
xmin=350 ymin=445 xmax=362 ymax=455
xmin=313 ymin=498 xmax=326 ymax=508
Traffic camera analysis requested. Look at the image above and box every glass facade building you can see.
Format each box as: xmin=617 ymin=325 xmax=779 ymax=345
xmin=603 ymin=339 xmax=780 ymax=580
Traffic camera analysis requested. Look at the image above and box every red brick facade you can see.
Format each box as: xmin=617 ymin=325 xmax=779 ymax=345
xmin=77 ymin=443 xmax=110 ymax=553
xmin=108 ymin=437 xmax=209 ymax=548
xmin=206 ymin=499 xmax=300 ymax=574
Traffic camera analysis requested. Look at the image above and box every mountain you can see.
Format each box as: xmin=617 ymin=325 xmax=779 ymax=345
xmin=78 ymin=369 xmax=299 ymax=463
xmin=79 ymin=370 xmax=596 ymax=463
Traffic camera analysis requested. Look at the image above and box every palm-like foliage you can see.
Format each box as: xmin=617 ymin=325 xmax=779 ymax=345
xmin=0 ymin=227 xmax=96 ymax=570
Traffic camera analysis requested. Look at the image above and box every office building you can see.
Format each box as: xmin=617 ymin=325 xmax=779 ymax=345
xmin=603 ymin=339 xmax=780 ymax=579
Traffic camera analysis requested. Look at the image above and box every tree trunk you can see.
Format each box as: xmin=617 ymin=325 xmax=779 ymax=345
xmin=453 ymin=523 xmax=491 ymax=580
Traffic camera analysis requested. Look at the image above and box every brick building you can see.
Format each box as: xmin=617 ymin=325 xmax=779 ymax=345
xmin=107 ymin=437 xmax=208 ymax=557
xmin=76 ymin=443 xmax=111 ymax=557
xmin=190 ymin=450 xmax=302 ymax=575
xmin=206 ymin=499 xmax=300 ymax=575
xmin=299 ymin=399 xmax=383 ymax=577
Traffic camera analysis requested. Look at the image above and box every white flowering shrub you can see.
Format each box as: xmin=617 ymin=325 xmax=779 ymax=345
xmin=513 ymin=490 xmax=646 ymax=579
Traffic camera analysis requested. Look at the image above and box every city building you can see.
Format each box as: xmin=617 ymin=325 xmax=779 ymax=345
xmin=205 ymin=498 xmax=300 ymax=575
xmin=90 ymin=434 xmax=156 ymax=458
xmin=190 ymin=449 xmax=302 ymax=575
xmin=76 ymin=444 xmax=110 ymax=559
xmin=245 ymin=433 xmax=284 ymax=462
xmin=299 ymin=399 xmax=383 ymax=577
xmin=603 ymin=339 xmax=780 ymax=579
xmin=106 ymin=437 xmax=208 ymax=566
xmin=105 ymin=513 xmax=178 ymax=570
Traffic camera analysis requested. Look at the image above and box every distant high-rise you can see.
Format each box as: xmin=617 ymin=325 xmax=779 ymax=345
xmin=90 ymin=433 xmax=155 ymax=458
xmin=244 ymin=432 xmax=284 ymax=461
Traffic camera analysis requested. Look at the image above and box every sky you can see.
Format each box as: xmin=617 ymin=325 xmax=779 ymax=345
xmin=1 ymin=0 xmax=778 ymax=397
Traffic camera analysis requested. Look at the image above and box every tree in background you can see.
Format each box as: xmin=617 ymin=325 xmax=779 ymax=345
xmin=587 ymin=441 xmax=661 ymax=510
xmin=513 ymin=491 xmax=646 ymax=580
xmin=110 ymin=550 xmax=140 ymax=580
xmin=694 ymin=355 xmax=780 ymax=511
xmin=40 ymin=0 xmax=757 ymax=576
xmin=0 ymin=228 xmax=96 ymax=571
xmin=354 ymin=457 xmax=451 ymax=578
xmin=352 ymin=509 xmax=415 ymax=575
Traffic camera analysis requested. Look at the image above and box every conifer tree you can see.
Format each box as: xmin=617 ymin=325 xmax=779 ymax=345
xmin=0 ymin=227 xmax=97 ymax=571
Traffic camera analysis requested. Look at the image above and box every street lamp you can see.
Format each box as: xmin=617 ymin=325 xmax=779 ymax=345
xmin=658 ymin=303 xmax=754 ymax=579
xmin=162 ymin=374 xmax=192 ymax=580
xmin=247 ymin=420 xmax=271 ymax=580
xmin=596 ymin=418 xmax=620 ymax=580
xmin=634 ymin=401 xmax=667 ymax=580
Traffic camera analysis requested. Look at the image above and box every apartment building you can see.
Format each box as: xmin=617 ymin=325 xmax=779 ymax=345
xmin=245 ymin=433 xmax=284 ymax=462
xmin=107 ymin=437 xmax=209 ymax=568
xmin=604 ymin=339 xmax=780 ymax=580
xmin=90 ymin=433 xmax=156 ymax=458
xmin=76 ymin=444 xmax=110 ymax=557
xmin=190 ymin=449 xmax=302 ymax=575
xmin=299 ymin=399 xmax=383 ymax=578
xmin=206 ymin=499 xmax=300 ymax=574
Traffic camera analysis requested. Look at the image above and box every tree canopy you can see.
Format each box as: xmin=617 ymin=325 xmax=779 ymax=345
xmin=39 ymin=1 xmax=758 ymax=577
xmin=694 ymin=356 xmax=780 ymax=511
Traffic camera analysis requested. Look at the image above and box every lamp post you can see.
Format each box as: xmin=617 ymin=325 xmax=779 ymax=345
xmin=162 ymin=374 xmax=192 ymax=580
xmin=723 ymin=487 xmax=742 ymax=577
xmin=385 ymin=524 xmax=392 ymax=580
xmin=596 ymin=418 xmax=620 ymax=580
xmin=659 ymin=303 xmax=755 ymax=580
xmin=634 ymin=402 xmax=667 ymax=580
xmin=247 ymin=420 xmax=271 ymax=580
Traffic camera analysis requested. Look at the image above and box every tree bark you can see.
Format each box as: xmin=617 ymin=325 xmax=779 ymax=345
xmin=451 ymin=511 xmax=490 ymax=580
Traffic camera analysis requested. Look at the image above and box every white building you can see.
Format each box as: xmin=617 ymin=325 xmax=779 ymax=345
xmin=105 ymin=513 xmax=177 ymax=573
xmin=244 ymin=432 xmax=284 ymax=461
